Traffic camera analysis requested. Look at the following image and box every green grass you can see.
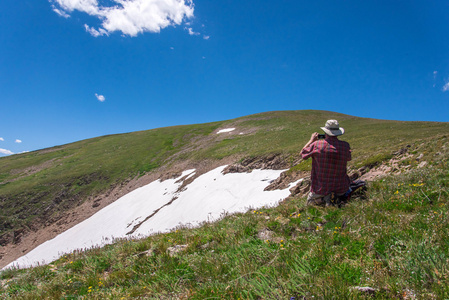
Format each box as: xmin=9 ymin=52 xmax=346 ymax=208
xmin=0 ymin=110 xmax=448 ymax=270
xmin=0 ymin=111 xmax=449 ymax=251
xmin=357 ymin=152 xmax=394 ymax=169
xmin=1 ymin=141 xmax=448 ymax=299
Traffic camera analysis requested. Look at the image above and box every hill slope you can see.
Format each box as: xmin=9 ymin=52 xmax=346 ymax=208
xmin=0 ymin=118 xmax=448 ymax=298
xmin=1 ymin=110 xmax=448 ymax=269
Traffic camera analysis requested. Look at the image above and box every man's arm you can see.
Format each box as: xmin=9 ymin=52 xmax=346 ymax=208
xmin=301 ymin=132 xmax=319 ymax=157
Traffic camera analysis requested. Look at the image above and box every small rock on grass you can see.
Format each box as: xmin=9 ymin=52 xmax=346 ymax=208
xmin=167 ymin=244 xmax=188 ymax=257
xmin=351 ymin=286 xmax=377 ymax=295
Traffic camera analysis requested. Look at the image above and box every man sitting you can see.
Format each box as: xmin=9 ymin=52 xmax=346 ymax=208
xmin=301 ymin=120 xmax=352 ymax=206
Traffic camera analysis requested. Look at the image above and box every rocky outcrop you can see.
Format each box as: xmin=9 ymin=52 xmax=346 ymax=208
xmin=223 ymin=154 xmax=309 ymax=198
xmin=222 ymin=153 xmax=292 ymax=174
xmin=264 ymin=169 xmax=309 ymax=194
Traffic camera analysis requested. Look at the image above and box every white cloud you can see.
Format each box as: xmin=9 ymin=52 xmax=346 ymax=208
xmin=15 ymin=139 xmax=22 ymax=143
xmin=433 ymin=71 xmax=438 ymax=87
xmin=51 ymin=0 xmax=99 ymax=15
xmin=85 ymin=24 xmax=109 ymax=37
xmin=0 ymin=148 xmax=14 ymax=155
xmin=95 ymin=93 xmax=106 ymax=102
xmin=0 ymin=137 xmax=4 ymax=141
xmin=52 ymin=5 xmax=71 ymax=18
xmin=187 ymin=27 xmax=200 ymax=36
xmin=203 ymin=35 xmax=210 ymax=40
xmin=50 ymin=0 xmax=195 ymax=37
xmin=443 ymin=81 xmax=449 ymax=92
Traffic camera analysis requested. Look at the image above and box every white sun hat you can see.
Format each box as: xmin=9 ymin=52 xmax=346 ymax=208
xmin=320 ymin=120 xmax=345 ymax=136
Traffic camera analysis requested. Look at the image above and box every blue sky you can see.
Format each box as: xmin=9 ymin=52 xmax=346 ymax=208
xmin=1 ymin=0 xmax=449 ymax=156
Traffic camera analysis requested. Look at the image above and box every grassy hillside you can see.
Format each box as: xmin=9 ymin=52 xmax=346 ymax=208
xmin=0 ymin=110 xmax=448 ymax=247
xmin=0 ymin=127 xmax=448 ymax=299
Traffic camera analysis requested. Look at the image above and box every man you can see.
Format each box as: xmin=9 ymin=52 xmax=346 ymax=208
xmin=301 ymin=120 xmax=351 ymax=205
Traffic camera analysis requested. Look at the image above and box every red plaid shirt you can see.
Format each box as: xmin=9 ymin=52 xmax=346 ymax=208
xmin=301 ymin=136 xmax=351 ymax=195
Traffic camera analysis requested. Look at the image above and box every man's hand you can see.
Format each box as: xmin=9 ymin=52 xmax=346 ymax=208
xmin=301 ymin=132 xmax=320 ymax=155
xmin=309 ymin=132 xmax=319 ymax=143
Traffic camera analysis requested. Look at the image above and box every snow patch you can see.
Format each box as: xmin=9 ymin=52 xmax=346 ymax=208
xmin=289 ymin=178 xmax=304 ymax=188
xmin=4 ymin=166 xmax=292 ymax=270
xmin=183 ymin=169 xmax=196 ymax=180
xmin=216 ymin=128 xmax=235 ymax=134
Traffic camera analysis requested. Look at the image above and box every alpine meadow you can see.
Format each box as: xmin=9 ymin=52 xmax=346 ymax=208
xmin=0 ymin=110 xmax=448 ymax=299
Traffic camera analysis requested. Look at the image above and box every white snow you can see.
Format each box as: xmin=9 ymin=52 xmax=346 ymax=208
xmin=3 ymin=166 xmax=297 ymax=270
xmin=216 ymin=128 xmax=235 ymax=134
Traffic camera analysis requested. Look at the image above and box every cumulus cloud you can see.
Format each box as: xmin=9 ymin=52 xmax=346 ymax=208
xmin=95 ymin=93 xmax=106 ymax=102
xmin=0 ymin=148 xmax=14 ymax=155
xmin=203 ymin=35 xmax=209 ymax=40
xmin=15 ymin=139 xmax=22 ymax=143
xmin=0 ymin=137 xmax=4 ymax=141
xmin=50 ymin=0 xmax=195 ymax=37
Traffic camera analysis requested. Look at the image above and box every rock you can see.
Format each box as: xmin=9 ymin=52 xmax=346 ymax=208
xmin=0 ymin=233 xmax=12 ymax=246
xmin=257 ymin=229 xmax=274 ymax=241
xmin=393 ymin=145 xmax=411 ymax=156
xmin=402 ymin=288 xmax=417 ymax=299
xmin=349 ymin=170 xmax=361 ymax=181
xmin=264 ymin=170 xmax=308 ymax=192
xmin=418 ymin=161 xmax=428 ymax=168
xmin=288 ymin=179 xmax=310 ymax=197
xmin=166 ymin=244 xmax=188 ymax=257
xmin=230 ymin=153 xmax=290 ymax=172
xmin=416 ymin=153 xmax=423 ymax=161
xmin=135 ymin=249 xmax=154 ymax=257
xmin=159 ymin=172 xmax=183 ymax=182
xmin=200 ymin=242 xmax=211 ymax=249
xmin=358 ymin=166 xmax=369 ymax=175
xmin=13 ymin=229 xmax=25 ymax=244
xmin=222 ymin=165 xmax=250 ymax=174
xmin=351 ymin=286 xmax=377 ymax=295
xmin=0 ymin=279 xmax=9 ymax=289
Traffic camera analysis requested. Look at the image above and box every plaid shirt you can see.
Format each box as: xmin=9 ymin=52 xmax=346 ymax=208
xmin=301 ymin=136 xmax=351 ymax=195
